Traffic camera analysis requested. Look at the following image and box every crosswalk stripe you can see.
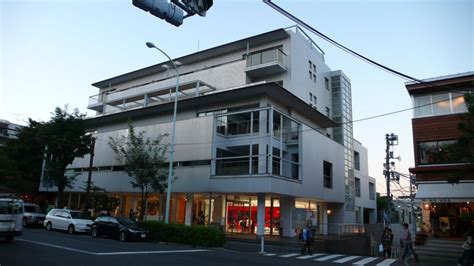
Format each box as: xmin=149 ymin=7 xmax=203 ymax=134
xmin=352 ymin=257 xmax=378 ymax=265
xmin=376 ymin=259 xmax=397 ymax=265
xmin=333 ymin=256 xmax=361 ymax=263
xmin=263 ymin=253 xmax=277 ymax=256
xmin=314 ymin=254 xmax=344 ymax=261
xmin=296 ymin=253 xmax=325 ymax=259
xmin=279 ymin=253 xmax=300 ymax=258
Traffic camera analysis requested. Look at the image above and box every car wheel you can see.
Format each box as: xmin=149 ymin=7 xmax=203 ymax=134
xmin=46 ymin=222 xmax=52 ymax=231
xmin=119 ymin=231 xmax=127 ymax=242
xmin=68 ymin=225 xmax=75 ymax=234
xmin=91 ymin=228 xmax=98 ymax=238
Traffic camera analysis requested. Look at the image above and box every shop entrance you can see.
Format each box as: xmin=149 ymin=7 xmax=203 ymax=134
xmin=225 ymin=196 xmax=280 ymax=236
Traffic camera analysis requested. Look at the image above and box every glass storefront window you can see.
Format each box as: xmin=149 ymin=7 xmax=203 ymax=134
xmin=418 ymin=140 xmax=459 ymax=164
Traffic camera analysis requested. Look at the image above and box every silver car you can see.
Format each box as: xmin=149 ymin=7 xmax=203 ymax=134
xmin=44 ymin=209 xmax=93 ymax=234
xmin=23 ymin=203 xmax=46 ymax=227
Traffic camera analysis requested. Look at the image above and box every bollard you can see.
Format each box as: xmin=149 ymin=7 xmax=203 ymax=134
xmin=259 ymin=235 xmax=265 ymax=254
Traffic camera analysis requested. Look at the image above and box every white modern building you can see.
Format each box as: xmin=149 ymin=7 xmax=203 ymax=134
xmin=40 ymin=26 xmax=376 ymax=236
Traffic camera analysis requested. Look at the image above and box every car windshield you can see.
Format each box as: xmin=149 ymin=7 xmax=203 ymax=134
xmin=0 ymin=200 xmax=23 ymax=214
xmin=117 ymin=217 xmax=135 ymax=225
xmin=70 ymin=211 xmax=89 ymax=219
xmin=25 ymin=205 xmax=41 ymax=213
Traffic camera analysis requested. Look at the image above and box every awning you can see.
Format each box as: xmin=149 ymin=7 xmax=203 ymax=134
xmin=416 ymin=182 xmax=474 ymax=202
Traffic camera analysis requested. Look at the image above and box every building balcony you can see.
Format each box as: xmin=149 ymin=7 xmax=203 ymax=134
xmin=87 ymin=80 xmax=215 ymax=115
xmin=245 ymin=48 xmax=287 ymax=78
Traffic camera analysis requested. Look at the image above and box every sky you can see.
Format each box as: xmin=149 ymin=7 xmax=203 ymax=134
xmin=1 ymin=0 xmax=473 ymax=197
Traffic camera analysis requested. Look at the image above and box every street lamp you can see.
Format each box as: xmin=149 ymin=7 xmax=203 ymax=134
xmin=146 ymin=41 xmax=179 ymax=224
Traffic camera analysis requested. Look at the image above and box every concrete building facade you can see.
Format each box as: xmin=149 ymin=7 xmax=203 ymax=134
xmin=40 ymin=27 xmax=376 ymax=236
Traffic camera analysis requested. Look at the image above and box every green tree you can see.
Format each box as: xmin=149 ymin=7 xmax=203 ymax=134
xmin=0 ymin=120 xmax=49 ymax=195
xmin=109 ymin=121 xmax=170 ymax=221
xmin=81 ymin=181 xmax=119 ymax=215
xmin=0 ymin=107 xmax=91 ymax=207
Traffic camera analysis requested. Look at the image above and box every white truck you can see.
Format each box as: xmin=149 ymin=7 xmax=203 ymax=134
xmin=0 ymin=194 xmax=24 ymax=242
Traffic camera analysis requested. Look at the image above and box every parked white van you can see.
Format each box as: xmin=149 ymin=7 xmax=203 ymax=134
xmin=44 ymin=209 xmax=93 ymax=234
xmin=0 ymin=194 xmax=24 ymax=242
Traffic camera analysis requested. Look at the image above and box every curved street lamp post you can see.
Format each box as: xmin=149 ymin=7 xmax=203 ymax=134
xmin=146 ymin=42 xmax=179 ymax=224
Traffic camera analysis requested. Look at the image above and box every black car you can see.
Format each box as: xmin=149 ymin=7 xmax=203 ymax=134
xmin=91 ymin=216 xmax=147 ymax=242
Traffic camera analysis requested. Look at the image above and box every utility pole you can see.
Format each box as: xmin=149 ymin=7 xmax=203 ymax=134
xmin=85 ymin=137 xmax=95 ymax=212
xmin=384 ymin=133 xmax=399 ymax=226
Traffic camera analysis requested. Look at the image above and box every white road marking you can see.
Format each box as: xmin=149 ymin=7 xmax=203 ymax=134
xmin=376 ymin=259 xmax=397 ymax=265
xmin=16 ymin=238 xmax=209 ymax=256
xmin=333 ymin=256 xmax=361 ymax=263
xmin=353 ymin=257 xmax=378 ymax=265
xmin=314 ymin=254 xmax=344 ymax=261
xmin=263 ymin=253 xmax=277 ymax=256
xmin=95 ymin=250 xmax=209 ymax=256
xmin=279 ymin=253 xmax=300 ymax=258
xmin=16 ymin=238 xmax=96 ymax=255
xmin=296 ymin=254 xmax=324 ymax=259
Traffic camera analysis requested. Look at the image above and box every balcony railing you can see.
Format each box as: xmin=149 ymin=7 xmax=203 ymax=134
xmin=245 ymin=48 xmax=286 ymax=78
xmin=87 ymin=80 xmax=215 ymax=115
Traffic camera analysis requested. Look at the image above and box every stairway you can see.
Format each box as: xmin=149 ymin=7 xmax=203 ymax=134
xmin=414 ymin=238 xmax=463 ymax=264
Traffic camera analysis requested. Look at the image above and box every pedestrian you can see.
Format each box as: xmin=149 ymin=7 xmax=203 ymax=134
xmin=381 ymin=228 xmax=394 ymax=258
xmin=301 ymin=224 xmax=313 ymax=255
xmin=457 ymin=230 xmax=473 ymax=266
xmin=401 ymin=222 xmax=418 ymax=262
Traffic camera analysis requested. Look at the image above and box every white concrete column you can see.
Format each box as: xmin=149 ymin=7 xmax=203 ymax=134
xmin=321 ymin=203 xmax=328 ymax=235
xmin=257 ymin=194 xmax=265 ymax=236
xmin=280 ymin=197 xmax=295 ymax=237
xmin=185 ymin=193 xmax=194 ymax=226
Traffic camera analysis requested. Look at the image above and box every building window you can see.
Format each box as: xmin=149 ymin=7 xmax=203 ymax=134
xmin=309 ymin=92 xmax=313 ymax=102
xmin=355 ymin=177 xmax=361 ymax=197
xmin=309 ymin=71 xmax=312 ymax=79
xmin=313 ymin=64 xmax=316 ymax=73
xmin=313 ymin=96 xmax=317 ymax=104
xmin=325 ymin=77 xmax=330 ymax=91
xmin=308 ymin=60 xmax=312 ymax=69
xmin=325 ymin=107 xmax=330 ymax=117
xmin=313 ymin=74 xmax=317 ymax=83
xmin=323 ymin=161 xmax=333 ymax=189
xmin=354 ymin=151 xmax=360 ymax=170
xmin=418 ymin=140 xmax=463 ymax=165
xmin=369 ymin=182 xmax=375 ymax=200
xmin=413 ymin=91 xmax=472 ymax=118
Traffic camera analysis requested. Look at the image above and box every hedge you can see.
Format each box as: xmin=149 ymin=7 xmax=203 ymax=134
xmin=138 ymin=221 xmax=226 ymax=247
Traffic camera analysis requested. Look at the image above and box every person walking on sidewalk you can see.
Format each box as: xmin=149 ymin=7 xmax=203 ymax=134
xmin=381 ymin=227 xmax=394 ymax=258
xmin=401 ymin=222 xmax=418 ymax=262
xmin=457 ymin=230 xmax=473 ymax=266
xmin=301 ymin=224 xmax=313 ymax=255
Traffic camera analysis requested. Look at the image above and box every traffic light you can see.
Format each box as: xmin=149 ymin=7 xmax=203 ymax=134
xmin=133 ymin=0 xmax=184 ymax=27
xmin=182 ymin=0 xmax=213 ymax=16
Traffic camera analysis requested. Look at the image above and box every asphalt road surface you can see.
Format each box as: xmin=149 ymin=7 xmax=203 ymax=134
xmin=0 ymin=228 xmax=439 ymax=266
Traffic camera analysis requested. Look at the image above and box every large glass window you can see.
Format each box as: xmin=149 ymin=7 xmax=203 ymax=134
xmin=354 ymin=151 xmax=360 ymax=171
xmin=323 ymin=161 xmax=333 ymax=189
xmin=413 ymin=91 xmax=472 ymax=117
xmin=369 ymin=182 xmax=375 ymax=200
xmin=452 ymin=92 xmax=468 ymax=113
xmin=414 ymin=95 xmax=432 ymax=117
xmin=355 ymin=177 xmax=361 ymax=197
xmin=418 ymin=140 xmax=461 ymax=165
xmin=432 ymin=93 xmax=451 ymax=115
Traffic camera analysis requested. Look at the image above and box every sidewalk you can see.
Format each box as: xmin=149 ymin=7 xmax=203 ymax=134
xmin=226 ymin=233 xmax=370 ymax=255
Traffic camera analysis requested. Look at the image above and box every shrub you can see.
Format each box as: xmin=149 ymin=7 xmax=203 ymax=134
xmin=138 ymin=221 xmax=226 ymax=247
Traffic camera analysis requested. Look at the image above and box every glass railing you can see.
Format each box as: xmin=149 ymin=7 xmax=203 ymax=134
xmin=215 ymin=155 xmax=264 ymax=176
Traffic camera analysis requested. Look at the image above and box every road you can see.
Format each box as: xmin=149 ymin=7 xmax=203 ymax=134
xmin=0 ymin=228 xmax=438 ymax=266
